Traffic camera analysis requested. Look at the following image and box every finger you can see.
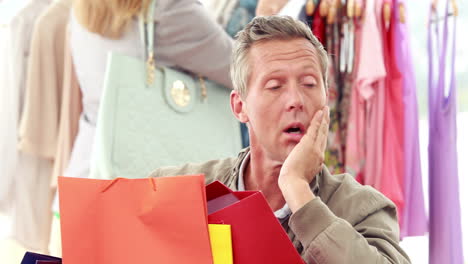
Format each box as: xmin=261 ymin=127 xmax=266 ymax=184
xmin=323 ymin=105 xmax=330 ymax=124
xmin=309 ymin=109 xmax=324 ymax=141
xmin=312 ymin=106 xmax=329 ymax=142
xmin=317 ymin=108 xmax=330 ymax=151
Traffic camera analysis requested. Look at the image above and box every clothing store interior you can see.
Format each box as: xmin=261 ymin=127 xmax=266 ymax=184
xmin=0 ymin=0 xmax=467 ymax=263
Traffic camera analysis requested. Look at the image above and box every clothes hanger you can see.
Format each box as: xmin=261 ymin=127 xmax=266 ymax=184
xmin=430 ymin=0 xmax=458 ymax=23
xmin=319 ymin=0 xmax=329 ymax=17
xmin=354 ymin=0 xmax=362 ymax=19
xmin=347 ymin=0 xmax=354 ymax=18
xmin=306 ymin=0 xmax=321 ymax=16
xmin=398 ymin=1 xmax=406 ymax=24
xmin=383 ymin=0 xmax=392 ymax=28
xmin=326 ymin=0 xmax=340 ymax=24
xmin=306 ymin=0 xmax=315 ymax=16
xmin=451 ymin=0 xmax=458 ymax=16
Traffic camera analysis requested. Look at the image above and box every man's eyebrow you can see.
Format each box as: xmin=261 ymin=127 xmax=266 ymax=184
xmin=263 ymin=69 xmax=283 ymax=77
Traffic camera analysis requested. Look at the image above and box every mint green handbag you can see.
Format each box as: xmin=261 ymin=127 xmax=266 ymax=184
xmin=89 ymin=0 xmax=241 ymax=179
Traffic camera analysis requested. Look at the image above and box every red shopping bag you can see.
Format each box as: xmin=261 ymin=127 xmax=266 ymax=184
xmin=58 ymin=175 xmax=213 ymax=264
xmin=206 ymin=181 xmax=304 ymax=264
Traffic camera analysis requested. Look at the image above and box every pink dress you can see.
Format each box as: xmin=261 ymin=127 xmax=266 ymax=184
xmin=379 ymin=3 xmax=405 ymax=226
xmin=345 ymin=0 xmax=386 ymax=187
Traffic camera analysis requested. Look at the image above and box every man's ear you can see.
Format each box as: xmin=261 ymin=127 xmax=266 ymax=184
xmin=230 ymin=90 xmax=249 ymax=123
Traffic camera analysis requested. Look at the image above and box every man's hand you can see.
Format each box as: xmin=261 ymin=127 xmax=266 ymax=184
xmin=278 ymin=106 xmax=330 ymax=212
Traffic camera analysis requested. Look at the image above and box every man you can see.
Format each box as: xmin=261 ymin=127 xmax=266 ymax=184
xmin=151 ymin=16 xmax=410 ymax=263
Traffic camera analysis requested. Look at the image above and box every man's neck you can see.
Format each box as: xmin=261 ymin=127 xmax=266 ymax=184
xmin=244 ymin=146 xmax=286 ymax=211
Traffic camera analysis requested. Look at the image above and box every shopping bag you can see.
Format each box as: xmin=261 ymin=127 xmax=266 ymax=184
xmin=209 ymin=224 xmax=233 ymax=264
xmin=20 ymin=252 xmax=61 ymax=264
xmin=58 ymin=175 xmax=213 ymax=264
xmin=206 ymin=181 xmax=304 ymax=264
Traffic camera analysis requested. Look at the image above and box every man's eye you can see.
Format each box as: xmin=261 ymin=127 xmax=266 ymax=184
xmin=265 ymin=80 xmax=281 ymax=90
xmin=302 ymin=76 xmax=317 ymax=88
xmin=268 ymin=85 xmax=281 ymax=90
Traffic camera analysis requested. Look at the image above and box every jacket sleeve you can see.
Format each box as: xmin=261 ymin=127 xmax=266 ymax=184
xmin=289 ymin=176 xmax=411 ymax=263
xmin=154 ymin=0 xmax=234 ymax=88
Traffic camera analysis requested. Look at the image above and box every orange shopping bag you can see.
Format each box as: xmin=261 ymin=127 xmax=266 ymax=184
xmin=58 ymin=175 xmax=213 ymax=264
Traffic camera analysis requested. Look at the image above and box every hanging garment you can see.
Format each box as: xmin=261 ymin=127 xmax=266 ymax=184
xmin=379 ymin=5 xmax=405 ymax=227
xmin=345 ymin=0 xmax=386 ymax=184
xmin=0 ymin=6 xmax=16 ymax=212
xmin=428 ymin=2 xmax=464 ymax=263
xmin=393 ymin=0 xmax=427 ymax=238
xmin=0 ymin=0 xmax=53 ymax=252
xmin=324 ymin=18 xmax=345 ymax=174
xmin=310 ymin=2 xmax=325 ymax=43
xmin=48 ymin=27 xmax=82 ymax=256
xmin=18 ymin=0 xmax=72 ymax=159
xmin=50 ymin=25 xmax=83 ymax=187
xmin=339 ymin=12 xmax=359 ymax=166
xmin=0 ymin=0 xmax=42 ymax=212
xmin=361 ymin=0 xmax=387 ymax=188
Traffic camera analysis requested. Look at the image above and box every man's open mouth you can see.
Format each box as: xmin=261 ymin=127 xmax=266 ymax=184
xmin=284 ymin=123 xmax=305 ymax=134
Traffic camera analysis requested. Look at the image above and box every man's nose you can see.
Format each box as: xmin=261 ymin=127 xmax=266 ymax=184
xmin=286 ymin=83 xmax=305 ymax=111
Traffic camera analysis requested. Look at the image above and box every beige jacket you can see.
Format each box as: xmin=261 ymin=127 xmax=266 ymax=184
xmin=51 ymin=24 xmax=82 ymax=187
xmin=18 ymin=0 xmax=72 ymax=159
xmin=150 ymin=148 xmax=411 ymax=264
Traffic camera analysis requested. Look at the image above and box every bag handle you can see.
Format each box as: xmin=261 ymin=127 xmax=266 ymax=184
xmin=138 ymin=0 xmax=157 ymax=85
xmin=101 ymin=177 xmax=157 ymax=193
xmin=138 ymin=0 xmax=208 ymax=100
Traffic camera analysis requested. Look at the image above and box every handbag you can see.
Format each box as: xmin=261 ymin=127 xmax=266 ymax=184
xmin=90 ymin=0 xmax=241 ymax=179
xmin=58 ymin=175 xmax=214 ymax=264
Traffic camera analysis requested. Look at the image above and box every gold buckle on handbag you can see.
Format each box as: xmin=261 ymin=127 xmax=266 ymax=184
xmin=171 ymin=80 xmax=191 ymax=107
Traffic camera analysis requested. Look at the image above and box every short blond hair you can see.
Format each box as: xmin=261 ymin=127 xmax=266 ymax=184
xmin=231 ymin=16 xmax=328 ymax=98
xmin=74 ymin=0 xmax=151 ymax=39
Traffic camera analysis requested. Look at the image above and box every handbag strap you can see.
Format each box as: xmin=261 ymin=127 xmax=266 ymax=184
xmin=138 ymin=0 xmax=208 ymax=100
xmin=139 ymin=0 xmax=157 ymax=85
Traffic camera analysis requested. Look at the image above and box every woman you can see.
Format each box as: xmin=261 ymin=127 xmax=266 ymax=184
xmin=67 ymin=0 xmax=234 ymax=179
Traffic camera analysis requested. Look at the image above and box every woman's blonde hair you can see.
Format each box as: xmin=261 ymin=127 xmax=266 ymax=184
xmin=74 ymin=0 xmax=151 ymax=39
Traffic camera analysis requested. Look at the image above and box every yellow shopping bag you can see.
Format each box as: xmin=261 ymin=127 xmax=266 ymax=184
xmin=209 ymin=224 xmax=233 ymax=264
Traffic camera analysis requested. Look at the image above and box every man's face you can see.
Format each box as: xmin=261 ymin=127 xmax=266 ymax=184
xmin=234 ymin=38 xmax=327 ymax=163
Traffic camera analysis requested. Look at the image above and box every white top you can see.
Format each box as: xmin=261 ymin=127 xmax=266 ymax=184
xmin=0 ymin=0 xmax=50 ymax=209
xmin=0 ymin=0 xmax=53 ymax=251
xmin=237 ymin=152 xmax=292 ymax=220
